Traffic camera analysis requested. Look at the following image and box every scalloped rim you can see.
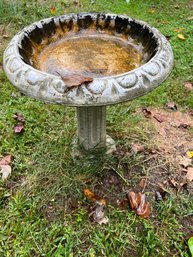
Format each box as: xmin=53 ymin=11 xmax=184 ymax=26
xmin=3 ymin=13 xmax=174 ymax=106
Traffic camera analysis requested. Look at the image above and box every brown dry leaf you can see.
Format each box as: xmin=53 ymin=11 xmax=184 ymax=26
xmin=14 ymin=122 xmax=24 ymax=134
xmin=186 ymin=167 xmax=193 ymax=182
xmin=184 ymin=82 xmax=193 ymax=91
xmin=56 ymin=69 xmax=93 ymax=88
xmin=131 ymin=143 xmax=145 ymax=154
xmin=142 ymin=108 xmax=152 ymax=118
xmin=128 ymin=191 xmax=139 ymax=210
xmin=139 ymin=179 xmax=146 ymax=189
xmin=166 ymin=102 xmax=177 ymax=111
xmin=127 ymin=191 xmax=151 ymax=218
xmin=177 ymin=156 xmax=192 ymax=168
xmin=13 ymin=113 xmax=25 ymax=122
xmin=170 ymin=178 xmax=178 ymax=187
xmin=83 ymin=188 xmax=106 ymax=205
xmin=136 ymin=194 xmax=151 ymax=218
xmin=177 ymin=122 xmax=190 ymax=129
xmin=153 ymin=113 xmax=165 ymax=123
xmin=0 ymin=155 xmax=12 ymax=165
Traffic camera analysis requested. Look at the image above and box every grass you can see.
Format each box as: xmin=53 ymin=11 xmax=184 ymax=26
xmin=0 ymin=0 xmax=193 ymax=256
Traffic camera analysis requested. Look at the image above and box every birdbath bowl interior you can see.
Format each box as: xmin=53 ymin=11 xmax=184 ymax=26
xmin=3 ymin=13 xmax=173 ymax=153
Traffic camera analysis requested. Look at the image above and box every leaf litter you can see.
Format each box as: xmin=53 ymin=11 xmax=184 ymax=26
xmin=127 ymin=191 xmax=151 ymax=218
xmin=13 ymin=112 xmax=25 ymax=134
xmin=41 ymin=107 xmax=193 ymax=227
xmin=83 ymin=188 xmax=109 ymax=225
xmin=0 ymin=155 xmax=12 ymax=180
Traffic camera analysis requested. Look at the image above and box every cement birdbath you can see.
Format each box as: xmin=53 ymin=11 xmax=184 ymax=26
xmin=3 ymin=13 xmax=173 ymax=155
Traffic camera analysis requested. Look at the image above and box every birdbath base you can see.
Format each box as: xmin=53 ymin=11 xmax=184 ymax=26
xmin=72 ymin=106 xmax=116 ymax=158
xmin=72 ymin=134 xmax=116 ymax=160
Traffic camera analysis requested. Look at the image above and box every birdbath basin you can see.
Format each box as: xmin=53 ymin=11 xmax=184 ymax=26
xmin=3 ymin=13 xmax=173 ymax=154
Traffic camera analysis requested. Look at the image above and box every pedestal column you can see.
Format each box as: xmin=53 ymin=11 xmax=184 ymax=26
xmin=76 ymin=106 xmax=106 ymax=151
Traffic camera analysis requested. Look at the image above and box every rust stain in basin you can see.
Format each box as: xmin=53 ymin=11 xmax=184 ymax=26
xmin=35 ymin=33 xmax=142 ymax=79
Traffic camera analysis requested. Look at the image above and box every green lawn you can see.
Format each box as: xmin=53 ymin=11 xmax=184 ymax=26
xmin=0 ymin=0 xmax=193 ymax=256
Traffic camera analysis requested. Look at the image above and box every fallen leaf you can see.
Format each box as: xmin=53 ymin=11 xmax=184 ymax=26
xmin=177 ymin=122 xmax=190 ymax=129
xmin=14 ymin=122 xmax=24 ymax=134
xmin=0 ymin=165 xmax=11 ymax=180
xmin=184 ymin=82 xmax=193 ymax=91
xmin=170 ymin=178 xmax=178 ymax=187
xmin=136 ymin=194 xmax=151 ymax=218
xmin=131 ymin=143 xmax=145 ymax=154
xmin=139 ymin=179 xmax=146 ymax=189
xmin=56 ymin=70 xmax=93 ymax=88
xmin=188 ymin=236 xmax=193 ymax=256
xmin=177 ymin=34 xmax=186 ymax=40
xmin=93 ymin=205 xmax=109 ymax=225
xmin=174 ymin=28 xmax=185 ymax=33
xmin=50 ymin=7 xmax=56 ymax=15
xmin=166 ymin=102 xmax=177 ymax=111
xmin=153 ymin=113 xmax=165 ymax=123
xmin=148 ymin=8 xmax=156 ymax=14
xmin=187 ymin=151 xmax=193 ymax=159
xmin=178 ymin=156 xmax=192 ymax=168
xmin=13 ymin=112 xmax=25 ymax=122
xmin=128 ymin=191 xmax=139 ymax=210
xmin=3 ymin=34 xmax=9 ymax=39
xmin=127 ymin=191 xmax=151 ymax=218
xmin=83 ymin=188 xmax=106 ymax=205
xmin=0 ymin=155 xmax=12 ymax=165
xmin=142 ymin=108 xmax=152 ymax=118
xmin=186 ymin=167 xmax=193 ymax=182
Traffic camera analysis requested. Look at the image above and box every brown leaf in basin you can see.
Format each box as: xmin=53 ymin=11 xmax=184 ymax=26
xmin=57 ymin=71 xmax=93 ymax=88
